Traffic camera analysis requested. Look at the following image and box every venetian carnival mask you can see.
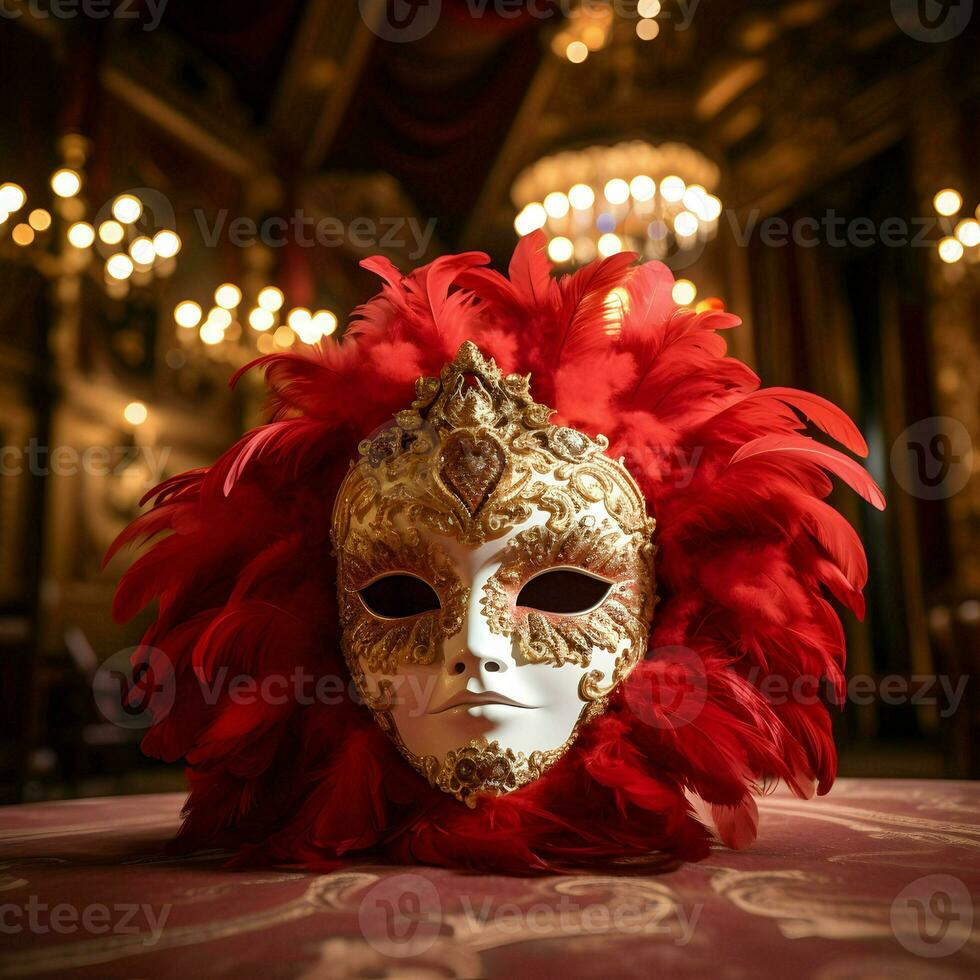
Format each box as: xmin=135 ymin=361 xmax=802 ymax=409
xmin=331 ymin=341 xmax=657 ymax=805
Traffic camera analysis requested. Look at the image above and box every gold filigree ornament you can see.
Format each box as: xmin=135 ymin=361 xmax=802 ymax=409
xmin=481 ymin=517 xmax=656 ymax=675
xmin=431 ymin=737 xmax=571 ymax=803
xmin=331 ymin=341 xmax=657 ymax=804
xmin=336 ymin=524 xmax=469 ymax=674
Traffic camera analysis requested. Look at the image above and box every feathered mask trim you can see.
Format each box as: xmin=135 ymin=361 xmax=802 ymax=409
xmin=109 ymin=232 xmax=882 ymax=872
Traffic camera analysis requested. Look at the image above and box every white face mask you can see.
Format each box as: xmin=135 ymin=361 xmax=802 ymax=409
xmin=332 ymin=343 xmax=656 ymax=805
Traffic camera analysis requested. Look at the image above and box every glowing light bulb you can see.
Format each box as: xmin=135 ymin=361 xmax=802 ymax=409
xmin=933 ymin=189 xmax=962 ymax=217
xmin=215 ymin=283 xmax=242 ymax=309
xmin=258 ymin=286 xmax=285 ymax=311
xmin=636 ymin=18 xmax=660 ymax=40
xmin=28 ymin=209 xmax=51 ymax=231
xmin=313 ymin=310 xmax=338 ymax=337
xmin=702 ymin=194 xmax=723 ymax=222
xmin=67 ymin=221 xmax=95 ymax=248
xmin=106 ymin=253 xmax=134 ymax=280
xmin=249 ymin=308 xmax=275 ymax=332
xmin=123 ymin=401 xmax=148 ymax=426
xmin=294 ymin=319 xmax=321 ymax=345
xmin=597 ymin=232 xmax=622 ymax=257
xmin=683 ymin=184 xmax=708 ymax=216
xmin=51 ymin=169 xmax=81 ymax=198
xmin=954 ymin=219 xmax=980 ymax=248
xmin=638 ymin=0 xmax=661 ymax=16
xmin=672 ymin=279 xmax=697 ymax=305
xmin=547 ymin=236 xmax=574 ymax=263
xmin=938 ymin=237 xmax=964 ymax=264
xmin=153 ymin=230 xmax=181 ymax=259
xmin=660 ymin=175 xmax=685 ymax=203
xmin=274 ymin=325 xmax=295 ymax=347
xmin=603 ymin=178 xmax=630 ymax=205
xmin=0 ymin=183 xmax=26 ymax=212
xmin=566 ymin=41 xmax=588 ymax=64
xmin=200 ymin=321 xmax=225 ymax=346
xmin=174 ymin=301 xmax=203 ymax=328
xmin=630 ymin=175 xmax=656 ymax=202
xmin=568 ymin=184 xmax=595 ymax=210
xmin=112 ymin=194 xmax=142 ymax=224
xmin=514 ymin=203 xmax=547 ymax=236
xmin=207 ymin=308 xmax=232 ymax=329
xmin=99 ymin=220 xmax=124 ymax=245
xmin=674 ymin=211 xmax=699 ymax=237
xmin=544 ymin=192 xmax=570 ymax=219
xmin=288 ymin=308 xmax=312 ymax=330
xmin=12 ymin=224 xmax=34 ymax=246
xmin=129 ymin=236 xmax=155 ymax=266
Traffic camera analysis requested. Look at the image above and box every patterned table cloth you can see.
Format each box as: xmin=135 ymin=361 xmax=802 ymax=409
xmin=0 ymin=779 xmax=977 ymax=978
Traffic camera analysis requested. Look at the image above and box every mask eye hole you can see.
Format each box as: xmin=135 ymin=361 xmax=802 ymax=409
xmin=516 ymin=569 xmax=612 ymax=615
xmin=358 ymin=574 xmax=441 ymax=618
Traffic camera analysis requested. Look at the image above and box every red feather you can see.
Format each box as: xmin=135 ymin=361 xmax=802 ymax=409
xmin=730 ymin=436 xmax=885 ymax=509
xmin=108 ymin=238 xmax=881 ymax=873
xmin=751 ymin=387 xmax=869 ymax=456
xmin=712 ymin=796 xmax=759 ymax=850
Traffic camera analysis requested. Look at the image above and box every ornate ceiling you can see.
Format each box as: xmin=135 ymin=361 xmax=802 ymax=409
xmin=3 ymin=1 xmax=980 ymax=294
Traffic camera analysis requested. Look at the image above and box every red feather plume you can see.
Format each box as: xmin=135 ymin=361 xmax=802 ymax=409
xmin=109 ymin=230 xmax=882 ymax=872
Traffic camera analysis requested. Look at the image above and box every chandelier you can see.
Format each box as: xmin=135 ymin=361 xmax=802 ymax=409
xmin=0 ymin=136 xmax=181 ymax=298
xmin=172 ymin=283 xmax=339 ymax=364
xmin=512 ymin=140 xmax=723 ymax=268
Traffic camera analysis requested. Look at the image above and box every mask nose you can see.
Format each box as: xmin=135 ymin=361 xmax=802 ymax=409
xmin=447 ymin=647 xmax=506 ymax=677
xmin=443 ymin=587 xmax=509 ymax=678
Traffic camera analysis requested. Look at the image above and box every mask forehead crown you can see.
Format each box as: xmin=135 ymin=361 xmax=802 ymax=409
xmin=331 ymin=340 xmax=655 ymax=547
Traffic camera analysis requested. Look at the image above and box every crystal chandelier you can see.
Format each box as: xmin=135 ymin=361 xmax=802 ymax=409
xmin=512 ymin=140 xmax=723 ymax=268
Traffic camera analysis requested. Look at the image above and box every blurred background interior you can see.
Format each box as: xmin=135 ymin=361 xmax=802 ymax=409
xmin=0 ymin=0 xmax=978 ymax=803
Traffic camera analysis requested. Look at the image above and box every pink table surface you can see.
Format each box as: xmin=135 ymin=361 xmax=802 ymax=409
xmin=0 ymin=779 xmax=977 ymax=979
